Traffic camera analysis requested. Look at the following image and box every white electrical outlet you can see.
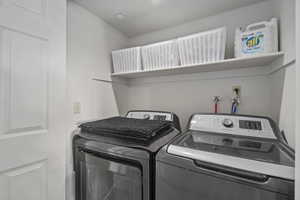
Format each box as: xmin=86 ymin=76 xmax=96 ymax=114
xmin=73 ymin=102 xmax=81 ymax=114
xmin=232 ymin=86 xmax=241 ymax=96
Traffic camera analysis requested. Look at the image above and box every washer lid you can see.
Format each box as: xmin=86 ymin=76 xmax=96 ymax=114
xmin=167 ymin=132 xmax=295 ymax=180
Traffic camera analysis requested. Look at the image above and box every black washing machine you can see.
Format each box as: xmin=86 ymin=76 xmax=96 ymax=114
xmin=156 ymin=113 xmax=295 ymax=200
xmin=73 ymin=110 xmax=181 ymax=200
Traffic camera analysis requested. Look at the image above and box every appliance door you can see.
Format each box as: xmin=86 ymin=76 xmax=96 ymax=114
xmin=156 ymin=157 xmax=293 ymax=200
xmin=77 ymin=149 xmax=143 ymax=200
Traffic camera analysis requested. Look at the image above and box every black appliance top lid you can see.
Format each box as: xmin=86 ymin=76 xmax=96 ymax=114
xmin=167 ymin=131 xmax=295 ymax=180
xmin=174 ymin=131 xmax=294 ymax=166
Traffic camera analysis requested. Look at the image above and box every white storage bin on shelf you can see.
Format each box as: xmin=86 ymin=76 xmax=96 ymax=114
xmin=178 ymin=27 xmax=226 ymax=65
xmin=141 ymin=40 xmax=179 ymax=70
xmin=235 ymin=18 xmax=278 ymax=58
xmin=112 ymin=47 xmax=142 ymax=73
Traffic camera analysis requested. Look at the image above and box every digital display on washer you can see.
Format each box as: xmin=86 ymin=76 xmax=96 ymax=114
xmin=153 ymin=115 xmax=167 ymax=121
xmin=239 ymin=120 xmax=262 ymax=130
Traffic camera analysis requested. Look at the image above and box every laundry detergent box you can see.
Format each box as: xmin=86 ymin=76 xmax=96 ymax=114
xmin=235 ymin=18 xmax=278 ymax=57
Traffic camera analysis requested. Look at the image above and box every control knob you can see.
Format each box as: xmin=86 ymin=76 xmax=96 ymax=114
xmin=143 ymin=114 xmax=151 ymax=120
xmin=223 ymin=119 xmax=234 ymax=128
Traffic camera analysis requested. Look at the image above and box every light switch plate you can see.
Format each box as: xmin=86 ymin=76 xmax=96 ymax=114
xmin=73 ymin=102 xmax=81 ymax=114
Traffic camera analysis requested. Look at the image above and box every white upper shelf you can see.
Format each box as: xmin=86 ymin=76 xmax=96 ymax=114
xmin=111 ymin=52 xmax=284 ymax=79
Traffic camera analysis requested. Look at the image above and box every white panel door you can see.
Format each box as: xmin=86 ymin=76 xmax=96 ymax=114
xmin=0 ymin=0 xmax=66 ymax=200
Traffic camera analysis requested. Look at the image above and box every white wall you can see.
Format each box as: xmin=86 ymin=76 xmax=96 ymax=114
xmin=116 ymin=0 xmax=296 ymax=146
xmin=123 ymin=68 xmax=273 ymax=131
xmin=129 ymin=1 xmax=275 ymax=59
xmin=66 ymin=2 xmax=129 ymax=200
xmin=275 ymin=62 xmax=296 ymax=147
xmin=272 ymin=0 xmax=296 ymax=148
xmin=273 ymin=0 xmax=295 ymax=65
xmin=67 ymin=2 xmax=128 ymax=123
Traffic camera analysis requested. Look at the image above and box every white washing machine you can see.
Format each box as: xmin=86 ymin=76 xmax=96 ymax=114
xmin=156 ymin=113 xmax=295 ymax=200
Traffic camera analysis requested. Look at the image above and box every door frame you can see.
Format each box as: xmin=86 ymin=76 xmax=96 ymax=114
xmin=296 ymin=0 xmax=300 ymax=199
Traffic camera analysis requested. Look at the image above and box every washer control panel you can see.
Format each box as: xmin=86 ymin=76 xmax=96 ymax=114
xmin=126 ymin=111 xmax=173 ymax=121
xmin=189 ymin=114 xmax=276 ymax=139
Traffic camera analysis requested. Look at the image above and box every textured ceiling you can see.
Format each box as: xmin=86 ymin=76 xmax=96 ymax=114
xmin=73 ymin=0 xmax=267 ymax=37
